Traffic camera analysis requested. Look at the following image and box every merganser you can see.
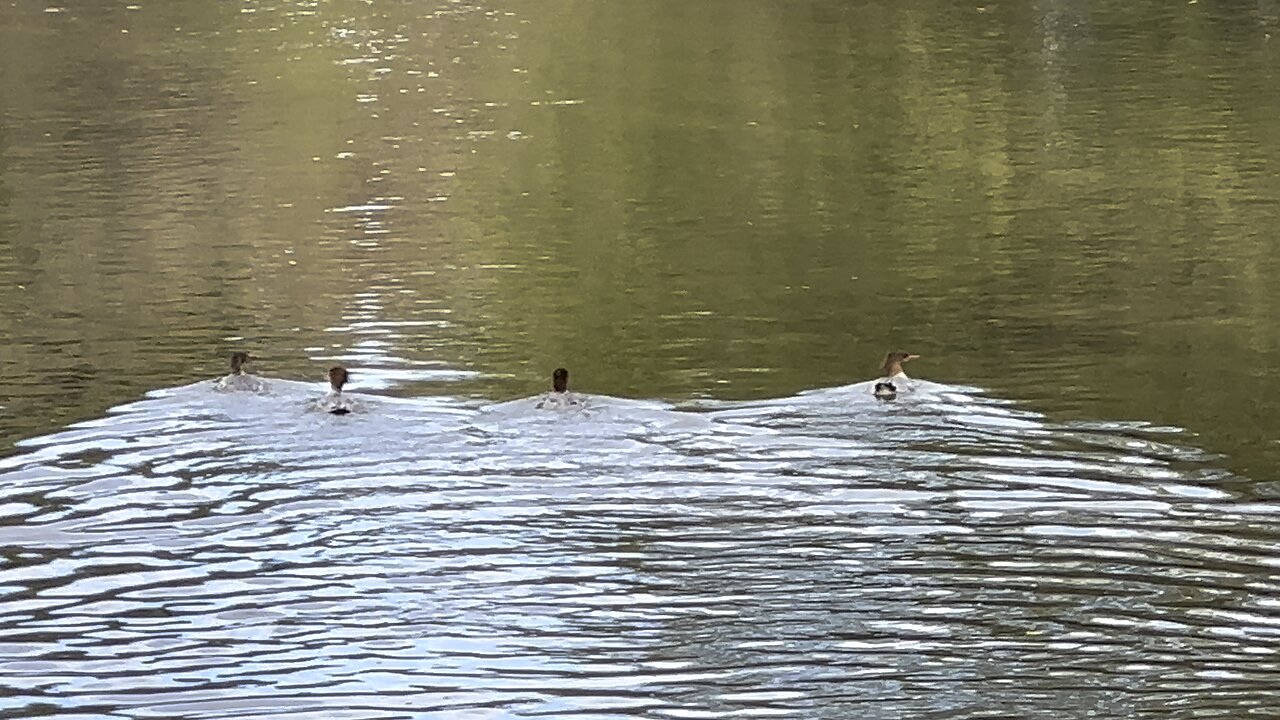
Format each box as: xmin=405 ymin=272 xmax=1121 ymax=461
xmin=873 ymin=352 xmax=919 ymax=400
xmin=536 ymin=367 xmax=584 ymax=410
xmin=314 ymin=365 xmax=358 ymax=415
xmin=214 ymin=351 xmax=270 ymax=393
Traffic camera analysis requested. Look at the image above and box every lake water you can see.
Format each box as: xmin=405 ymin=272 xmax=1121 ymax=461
xmin=2 ymin=0 xmax=1280 ymax=717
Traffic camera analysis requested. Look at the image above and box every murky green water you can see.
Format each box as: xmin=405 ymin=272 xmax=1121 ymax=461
xmin=2 ymin=0 xmax=1278 ymax=474
xmin=2 ymin=1 xmax=1280 ymax=716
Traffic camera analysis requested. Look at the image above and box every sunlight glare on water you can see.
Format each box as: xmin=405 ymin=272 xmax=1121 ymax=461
xmin=1 ymin=376 xmax=1277 ymax=718
xmin=3 ymin=0 xmax=1280 ymax=717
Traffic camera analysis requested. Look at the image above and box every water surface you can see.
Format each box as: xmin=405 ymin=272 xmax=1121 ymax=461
xmin=1 ymin=377 xmax=1276 ymax=717
xmin=2 ymin=0 xmax=1279 ymax=473
xmin=2 ymin=0 xmax=1280 ymax=716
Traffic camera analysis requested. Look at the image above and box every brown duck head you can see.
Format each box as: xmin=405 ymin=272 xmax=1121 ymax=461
xmin=329 ymin=366 xmax=349 ymax=392
xmin=882 ymin=352 xmax=919 ymax=377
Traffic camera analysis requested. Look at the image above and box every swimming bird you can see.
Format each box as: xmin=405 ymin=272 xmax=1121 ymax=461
xmin=214 ymin=351 xmax=270 ymax=393
xmin=536 ymin=367 xmax=584 ymax=410
xmin=314 ymin=365 xmax=358 ymax=415
xmin=873 ymin=351 xmax=919 ymax=400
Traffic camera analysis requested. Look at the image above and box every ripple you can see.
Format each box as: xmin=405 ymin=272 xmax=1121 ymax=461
xmin=0 ymin=378 xmax=1276 ymax=718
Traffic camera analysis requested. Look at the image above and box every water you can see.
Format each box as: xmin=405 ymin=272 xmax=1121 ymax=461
xmin=1 ymin=377 xmax=1276 ymax=718
xmin=3 ymin=0 xmax=1280 ymax=472
xmin=3 ymin=0 xmax=1280 ymax=716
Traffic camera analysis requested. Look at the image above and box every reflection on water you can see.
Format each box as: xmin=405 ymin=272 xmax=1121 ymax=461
xmin=0 ymin=377 xmax=1276 ymax=718
xmin=2 ymin=0 xmax=1280 ymax=475
xmin=3 ymin=0 xmax=1280 ymax=714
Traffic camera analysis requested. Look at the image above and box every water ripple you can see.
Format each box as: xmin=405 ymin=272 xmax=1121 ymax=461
xmin=0 ymin=378 xmax=1276 ymax=718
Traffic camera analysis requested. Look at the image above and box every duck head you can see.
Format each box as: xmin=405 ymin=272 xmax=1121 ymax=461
xmin=552 ymin=367 xmax=569 ymax=393
xmin=329 ymin=366 xmax=349 ymax=392
xmin=230 ymin=351 xmax=250 ymax=374
xmin=882 ymin=351 xmax=919 ymax=377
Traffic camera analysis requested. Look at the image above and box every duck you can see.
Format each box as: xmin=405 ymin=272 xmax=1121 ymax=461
xmin=312 ymin=365 xmax=359 ymax=415
xmin=872 ymin=351 xmax=919 ymax=400
xmin=214 ymin=351 xmax=270 ymax=393
xmin=536 ymin=367 xmax=584 ymax=410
